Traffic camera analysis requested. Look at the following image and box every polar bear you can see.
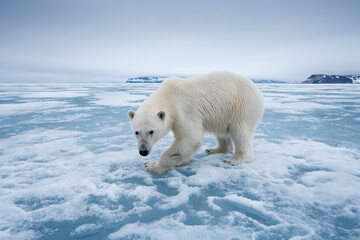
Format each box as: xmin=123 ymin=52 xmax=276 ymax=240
xmin=128 ymin=72 xmax=264 ymax=174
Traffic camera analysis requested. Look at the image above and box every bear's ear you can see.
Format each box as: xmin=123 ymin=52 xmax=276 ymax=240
xmin=128 ymin=110 xmax=136 ymax=120
xmin=157 ymin=111 xmax=165 ymax=120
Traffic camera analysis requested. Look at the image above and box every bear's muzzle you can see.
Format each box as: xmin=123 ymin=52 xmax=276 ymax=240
xmin=139 ymin=142 xmax=150 ymax=156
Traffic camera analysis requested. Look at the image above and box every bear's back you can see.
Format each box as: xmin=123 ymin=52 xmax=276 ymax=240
xmin=160 ymin=72 xmax=263 ymax=133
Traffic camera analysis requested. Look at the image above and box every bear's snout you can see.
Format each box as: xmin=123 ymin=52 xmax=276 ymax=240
xmin=139 ymin=149 xmax=149 ymax=156
xmin=139 ymin=142 xmax=150 ymax=156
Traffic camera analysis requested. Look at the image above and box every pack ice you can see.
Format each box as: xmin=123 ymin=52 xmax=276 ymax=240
xmin=0 ymin=83 xmax=359 ymax=239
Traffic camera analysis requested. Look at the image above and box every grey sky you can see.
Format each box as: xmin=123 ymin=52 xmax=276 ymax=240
xmin=0 ymin=0 xmax=359 ymax=82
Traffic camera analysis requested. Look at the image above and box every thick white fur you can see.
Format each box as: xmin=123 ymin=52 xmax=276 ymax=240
xmin=128 ymin=72 xmax=264 ymax=174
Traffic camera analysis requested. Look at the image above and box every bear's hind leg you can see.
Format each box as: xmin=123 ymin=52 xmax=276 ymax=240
xmin=224 ymin=126 xmax=254 ymax=166
xmin=205 ymin=135 xmax=233 ymax=154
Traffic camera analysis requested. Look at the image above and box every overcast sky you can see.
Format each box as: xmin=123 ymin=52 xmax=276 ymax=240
xmin=0 ymin=0 xmax=359 ymax=82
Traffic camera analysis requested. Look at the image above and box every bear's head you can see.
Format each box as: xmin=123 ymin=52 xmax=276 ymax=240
xmin=128 ymin=110 xmax=170 ymax=157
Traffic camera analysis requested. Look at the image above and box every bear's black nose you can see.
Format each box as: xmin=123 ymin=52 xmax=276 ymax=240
xmin=139 ymin=150 xmax=149 ymax=156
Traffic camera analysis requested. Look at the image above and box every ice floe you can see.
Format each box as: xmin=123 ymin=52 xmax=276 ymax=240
xmin=0 ymin=83 xmax=359 ymax=239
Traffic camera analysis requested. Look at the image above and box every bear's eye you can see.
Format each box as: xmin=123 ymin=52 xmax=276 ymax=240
xmin=149 ymin=130 xmax=154 ymax=135
xmin=135 ymin=131 xmax=139 ymax=136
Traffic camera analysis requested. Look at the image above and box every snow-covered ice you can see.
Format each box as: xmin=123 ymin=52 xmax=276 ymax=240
xmin=0 ymin=83 xmax=359 ymax=239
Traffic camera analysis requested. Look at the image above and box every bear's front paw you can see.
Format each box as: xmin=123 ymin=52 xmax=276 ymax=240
xmin=144 ymin=162 xmax=169 ymax=174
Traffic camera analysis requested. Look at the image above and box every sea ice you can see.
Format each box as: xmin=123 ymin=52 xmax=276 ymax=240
xmin=0 ymin=83 xmax=359 ymax=239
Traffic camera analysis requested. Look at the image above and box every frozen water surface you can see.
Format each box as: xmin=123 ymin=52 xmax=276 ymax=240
xmin=0 ymin=83 xmax=359 ymax=239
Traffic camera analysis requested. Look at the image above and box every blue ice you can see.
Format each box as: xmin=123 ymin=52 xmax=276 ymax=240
xmin=0 ymin=83 xmax=359 ymax=239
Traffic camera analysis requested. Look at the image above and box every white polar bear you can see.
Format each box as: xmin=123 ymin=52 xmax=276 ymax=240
xmin=128 ymin=72 xmax=264 ymax=174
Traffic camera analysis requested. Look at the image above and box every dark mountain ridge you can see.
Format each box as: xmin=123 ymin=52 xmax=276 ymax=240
xmin=303 ymin=74 xmax=360 ymax=84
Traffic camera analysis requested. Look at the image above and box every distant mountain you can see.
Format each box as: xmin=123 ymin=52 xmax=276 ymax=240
xmin=303 ymin=74 xmax=360 ymax=84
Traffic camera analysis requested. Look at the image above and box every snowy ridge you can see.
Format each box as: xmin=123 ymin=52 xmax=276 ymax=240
xmin=0 ymin=83 xmax=360 ymax=239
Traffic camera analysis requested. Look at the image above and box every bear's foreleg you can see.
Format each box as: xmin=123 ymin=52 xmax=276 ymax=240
xmin=145 ymin=135 xmax=202 ymax=174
